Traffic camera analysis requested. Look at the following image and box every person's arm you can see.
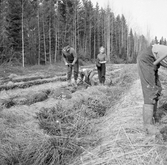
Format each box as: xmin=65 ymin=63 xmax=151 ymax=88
xmin=96 ymin=54 xmax=100 ymax=66
xmin=62 ymin=49 xmax=68 ymax=65
xmin=152 ymin=45 xmax=167 ymax=65
xmin=153 ymin=54 xmax=167 ymax=65
xmin=71 ymin=48 xmax=77 ymax=65
xmin=63 ymin=57 xmax=68 ymax=65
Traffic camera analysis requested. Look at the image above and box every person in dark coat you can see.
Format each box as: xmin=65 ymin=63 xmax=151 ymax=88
xmin=62 ymin=45 xmax=79 ymax=86
xmin=137 ymin=44 xmax=167 ymax=135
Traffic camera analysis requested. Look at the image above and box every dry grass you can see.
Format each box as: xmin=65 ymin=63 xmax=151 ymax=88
xmin=1 ymin=64 xmax=150 ymax=165
xmin=0 ymin=90 xmax=51 ymax=108
xmin=0 ymin=123 xmax=49 ymax=165
xmin=0 ymin=76 xmax=67 ymax=91
xmin=31 ymin=81 xmax=127 ymax=165
xmin=34 ymin=103 xmax=100 ymax=165
xmin=111 ymin=64 xmax=138 ymax=87
xmin=0 ymin=85 xmax=112 ymax=165
xmin=70 ymin=65 xmax=167 ymax=165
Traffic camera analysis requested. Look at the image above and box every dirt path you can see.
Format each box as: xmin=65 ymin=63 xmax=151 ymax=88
xmin=77 ymin=79 xmax=166 ymax=165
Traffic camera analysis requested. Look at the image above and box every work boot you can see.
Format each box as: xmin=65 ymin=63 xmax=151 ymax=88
xmin=143 ymin=104 xmax=160 ymax=135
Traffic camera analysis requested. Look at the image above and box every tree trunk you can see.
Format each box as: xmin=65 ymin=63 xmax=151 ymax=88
xmin=106 ymin=11 xmax=110 ymax=62
xmin=93 ymin=24 xmax=96 ymax=60
xmin=73 ymin=0 xmax=77 ymax=50
xmin=89 ymin=21 xmax=91 ymax=58
xmin=54 ymin=23 xmax=57 ymax=63
xmin=43 ymin=19 xmax=47 ymax=64
xmin=21 ymin=0 xmax=25 ymax=67
xmin=37 ymin=8 xmax=40 ymax=65
xmin=49 ymin=18 xmax=52 ymax=64
xmin=54 ymin=9 xmax=58 ymax=63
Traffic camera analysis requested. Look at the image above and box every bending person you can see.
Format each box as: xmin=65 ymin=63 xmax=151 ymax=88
xmin=137 ymin=44 xmax=167 ymax=135
xmin=79 ymin=68 xmax=97 ymax=86
xmin=62 ymin=44 xmax=79 ymax=86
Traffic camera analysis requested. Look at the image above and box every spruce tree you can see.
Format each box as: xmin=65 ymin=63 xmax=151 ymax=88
xmin=6 ymin=0 xmax=22 ymax=52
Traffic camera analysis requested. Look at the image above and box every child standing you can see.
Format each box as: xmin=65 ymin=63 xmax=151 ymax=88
xmin=96 ymin=46 xmax=107 ymax=85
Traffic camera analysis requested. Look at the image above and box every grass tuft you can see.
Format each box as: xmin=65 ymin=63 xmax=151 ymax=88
xmin=0 ymin=64 xmax=140 ymax=165
xmin=34 ymin=101 xmax=101 ymax=165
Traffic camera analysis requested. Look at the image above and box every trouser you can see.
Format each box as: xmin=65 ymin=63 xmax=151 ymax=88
xmin=67 ymin=60 xmax=79 ymax=81
xmin=137 ymin=58 xmax=162 ymax=125
xmin=137 ymin=59 xmax=162 ymax=105
xmin=97 ymin=63 xmax=106 ymax=84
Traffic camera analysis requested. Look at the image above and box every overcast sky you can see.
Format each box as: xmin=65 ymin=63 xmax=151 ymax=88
xmin=91 ymin=0 xmax=167 ymax=41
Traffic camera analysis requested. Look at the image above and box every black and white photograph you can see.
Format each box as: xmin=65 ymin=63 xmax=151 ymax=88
xmin=0 ymin=0 xmax=167 ymax=164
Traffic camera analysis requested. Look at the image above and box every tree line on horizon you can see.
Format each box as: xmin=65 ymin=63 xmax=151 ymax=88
xmin=0 ymin=0 xmax=150 ymax=66
xmin=151 ymin=36 xmax=167 ymax=45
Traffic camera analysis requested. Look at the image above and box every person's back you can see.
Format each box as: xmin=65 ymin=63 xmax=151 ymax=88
xmin=137 ymin=46 xmax=155 ymax=67
xmin=79 ymin=68 xmax=97 ymax=85
xmin=62 ymin=46 xmax=76 ymax=63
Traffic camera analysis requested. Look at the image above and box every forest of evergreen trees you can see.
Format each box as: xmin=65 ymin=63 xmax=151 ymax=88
xmin=0 ymin=0 xmax=153 ymax=66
